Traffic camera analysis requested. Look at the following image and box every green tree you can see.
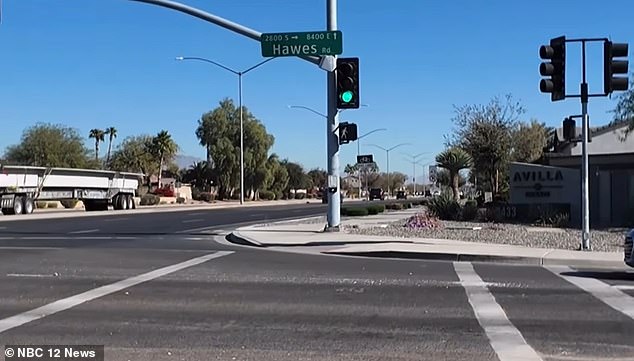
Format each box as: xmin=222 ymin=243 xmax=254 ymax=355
xmin=612 ymin=76 xmax=634 ymax=137
xmin=447 ymin=94 xmax=524 ymax=196
xmin=109 ymin=135 xmax=157 ymax=185
xmin=4 ymin=123 xmax=92 ymax=168
xmin=149 ymin=130 xmax=179 ymax=188
xmin=181 ymin=161 xmax=214 ymax=192
xmin=436 ymin=147 xmax=473 ymax=201
xmin=511 ymin=120 xmax=548 ymax=163
xmin=264 ymin=154 xmax=289 ymax=199
xmin=307 ymin=168 xmax=328 ymax=189
xmin=105 ymin=126 xmax=118 ymax=165
xmin=88 ymin=128 xmax=105 ymax=163
xmin=281 ymin=159 xmax=310 ymax=198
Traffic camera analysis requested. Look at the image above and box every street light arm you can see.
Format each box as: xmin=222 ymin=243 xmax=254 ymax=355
xmin=367 ymin=144 xmax=388 ymax=152
xmin=176 ymin=56 xmax=238 ymax=75
xmin=288 ymin=105 xmax=327 ymax=118
xmin=242 ymin=57 xmax=275 ymax=74
xmin=387 ymin=142 xmax=411 ymax=152
xmin=358 ymin=128 xmax=387 ymax=139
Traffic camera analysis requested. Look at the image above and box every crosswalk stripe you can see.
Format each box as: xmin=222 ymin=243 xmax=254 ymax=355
xmin=546 ymin=266 xmax=634 ymax=321
xmin=454 ymin=262 xmax=543 ymax=361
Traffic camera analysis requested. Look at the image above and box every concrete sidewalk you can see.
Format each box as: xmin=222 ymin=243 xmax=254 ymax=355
xmin=229 ymin=209 xmax=626 ymax=268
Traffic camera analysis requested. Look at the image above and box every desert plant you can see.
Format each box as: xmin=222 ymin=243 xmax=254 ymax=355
xmin=366 ymin=204 xmax=385 ymax=215
xmin=461 ymin=200 xmax=478 ymax=221
xmin=404 ymin=212 xmax=444 ymax=229
xmin=341 ymin=207 xmax=369 ymax=217
xmin=36 ymin=201 xmax=48 ymax=209
xmin=259 ymin=190 xmax=276 ymax=200
xmin=385 ymin=203 xmax=404 ymax=210
xmin=139 ymin=194 xmax=160 ymax=206
xmin=427 ymin=192 xmax=460 ymax=220
xmin=176 ymin=197 xmax=186 ymax=204
xmin=47 ymin=202 xmax=59 ymax=208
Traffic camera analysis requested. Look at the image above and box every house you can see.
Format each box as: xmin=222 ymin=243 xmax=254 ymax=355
xmin=512 ymin=119 xmax=634 ymax=227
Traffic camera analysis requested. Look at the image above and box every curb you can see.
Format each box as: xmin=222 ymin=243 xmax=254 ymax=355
xmin=226 ymin=231 xmax=263 ymax=247
xmin=321 ymin=250 xmax=625 ymax=268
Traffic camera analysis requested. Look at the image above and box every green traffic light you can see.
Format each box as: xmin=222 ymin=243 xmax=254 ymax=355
xmin=341 ymin=90 xmax=354 ymax=103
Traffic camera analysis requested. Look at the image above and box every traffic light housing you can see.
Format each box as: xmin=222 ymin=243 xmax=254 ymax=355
xmin=539 ymin=36 xmax=566 ymax=101
xmin=336 ymin=57 xmax=360 ymax=109
xmin=604 ymin=41 xmax=629 ymax=94
xmin=563 ymin=117 xmax=576 ymax=141
xmin=338 ymin=122 xmax=358 ymax=144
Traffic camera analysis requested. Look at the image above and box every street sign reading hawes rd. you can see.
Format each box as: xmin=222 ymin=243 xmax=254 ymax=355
xmin=357 ymin=154 xmax=373 ymax=164
xmin=260 ymin=31 xmax=343 ymax=57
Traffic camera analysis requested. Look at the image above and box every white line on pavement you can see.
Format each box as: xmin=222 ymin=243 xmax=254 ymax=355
xmin=453 ymin=262 xmax=543 ymax=361
xmin=0 ymin=226 xmax=6 ymax=230
xmin=182 ymin=219 xmax=203 ymax=223
xmin=188 ymin=212 xmax=205 ymax=216
xmin=69 ymin=229 xmax=100 ymax=234
xmin=0 ymin=251 xmax=233 ymax=334
xmin=614 ymin=285 xmax=634 ymax=291
xmin=0 ymin=246 xmax=64 ymax=250
xmin=546 ymin=266 xmax=634 ymax=321
xmin=6 ymin=273 xmax=55 ymax=278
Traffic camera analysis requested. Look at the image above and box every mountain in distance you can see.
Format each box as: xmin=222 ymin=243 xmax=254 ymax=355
xmin=174 ymin=154 xmax=204 ymax=169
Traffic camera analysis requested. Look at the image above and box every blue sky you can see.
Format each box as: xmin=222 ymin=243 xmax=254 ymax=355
xmin=1 ymin=0 xmax=632 ymax=179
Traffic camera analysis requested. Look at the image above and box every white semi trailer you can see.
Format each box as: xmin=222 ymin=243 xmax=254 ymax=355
xmin=0 ymin=165 xmax=144 ymax=215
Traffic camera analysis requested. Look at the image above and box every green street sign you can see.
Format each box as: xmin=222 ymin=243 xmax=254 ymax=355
xmin=260 ymin=31 xmax=343 ymax=57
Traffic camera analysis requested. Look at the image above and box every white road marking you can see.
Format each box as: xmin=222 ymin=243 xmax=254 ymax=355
xmin=188 ymin=212 xmax=205 ymax=216
xmin=614 ymin=285 xmax=634 ymax=291
xmin=182 ymin=219 xmax=203 ymax=223
xmin=6 ymin=273 xmax=55 ymax=278
xmin=454 ymin=262 xmax=543 ymax=361
xmin=69 ymin=229 xmax=100 ymax=234
xmin=0 ymin=226 xmax=6 ymax=230
xmin=0 ymin=251 xmax=233 ymax=334
xmin=0 ymin=246 xmax=64 ymax=250
xmin=547 ymin=266 xmax=634 ymax=321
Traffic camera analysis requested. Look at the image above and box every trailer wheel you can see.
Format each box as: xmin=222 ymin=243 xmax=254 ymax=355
xmin=22 ymin=198 xmax=34 ymax=214
xmin=124 ymin=195 xmax=133 ymax=210
xmin=12 ymin=196 xmax=24 ymax=215
xmin=130 ymin=196 xmax=136 ymax=210
xmin=115 ymin=195 xmax=125 ymax=210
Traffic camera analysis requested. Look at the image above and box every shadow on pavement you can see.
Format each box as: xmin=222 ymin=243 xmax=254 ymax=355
xmin=561 ymin=271 xmax=634 ymax=282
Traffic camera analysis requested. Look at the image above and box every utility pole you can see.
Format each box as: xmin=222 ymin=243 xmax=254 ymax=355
xmin=324 ymin=0 xmax=340 ymax=231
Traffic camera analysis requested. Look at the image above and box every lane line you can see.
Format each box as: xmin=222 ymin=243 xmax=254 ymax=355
xmin=182 ymin=219 xmax=203 ymax=224
xmin=547 ymin=266 xmax=634 ymax=320
xmin=614 ymin=285 xmax=634 ymax=291
xmin=7 ymin=273 xmax=55 ymax=278
xmin=187 ymin=212 xmax=205 ymax=216
xmin=69 ymin=229 xmax=100 ymax=234
xmin=0 ymin=226 xmax=6 ymax=230
xmin=0 ymin=246 xmax=64 ymax=250
xmin=453 ymin=262 xmax=543 ymax=361
xmin=0 ymin=250 xmax=233 ymax=334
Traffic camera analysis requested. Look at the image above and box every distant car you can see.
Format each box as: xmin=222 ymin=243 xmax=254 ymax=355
xmin=396 ymin=190 xmax=407 ymax=200
xmin=625 ymin=229 xmax=633 ymax=267
xmin=369 ymin=188 xmax=385 ymax=201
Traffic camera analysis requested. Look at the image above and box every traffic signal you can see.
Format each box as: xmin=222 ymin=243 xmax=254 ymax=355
xmin=539 ymin=36 xmax=566 ymax=101
xmin=336 ymin=57 xmax=360 ymax=109
xmin=563 ymin=117 xmax=576 ymax=141
xmin=604 ymin=41 xmax=629 ymax=94
xmin=338 ymin=122 xmax=358 ymax=144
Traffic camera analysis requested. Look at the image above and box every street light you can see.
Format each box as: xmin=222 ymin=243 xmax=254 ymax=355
xmin=367 ymin=143 xmax=411 ymax=197
xmin=288 ymin=103 xmax=369 ymax=119
xmin=402 ymin=152 xmax=430 ymax=196
xmin=176 ymin=56 xmax=274 ymax=205
xmin=356 ymin=128 xmax=387 ymax=199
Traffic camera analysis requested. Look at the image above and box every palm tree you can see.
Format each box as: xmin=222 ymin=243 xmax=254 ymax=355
xmin=435 ymin=147 xmax=473 ymax=201
xmin=150 ymin=130 xmax=179 ymax=188
xmin=88 ymin=129 xmax=105 ymax=163
xmin=105 ymin=127 xmax=118 ymax=166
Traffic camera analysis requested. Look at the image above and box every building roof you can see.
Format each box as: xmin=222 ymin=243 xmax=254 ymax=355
xmin=547 ymin=118 xmax=632 ymax=154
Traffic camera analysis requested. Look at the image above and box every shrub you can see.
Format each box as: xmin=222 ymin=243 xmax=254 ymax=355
xmin=36 ymin=201 xmax=48 ymax=209
xmin=47 ymin=202 xmax=59 ymax=208
xmin=406 ymin=202 xmax=413 ymax=209
xmin=230 ymin=191 xmax=241 ymax=200
xmin=385 ymin=203 xmax=404 ymax=210
xmin=404 ymin=212 xmax=444 ymax=229
xmin=418 ymin=198 xmax=430 ymax=207
xmin=160 ymin=201 xmax=168 ymax=205
xmin=196 ymin=192 xmax=214 ymax=202
xmin=176 ymin=197 xmax=186 ymax=204
xmin=534 ymin=209 xmax=570 ymax=228
xmin=341 ymin=207 xmax=369 ymax=217
xmin=139 ymin=194 xmax=160 ymax=206
xmin=295 ymin=192 xmax=306 ymax=200
xmin=60 ymin=199 xmax=79 ymax=209
xmin=366 ymin=204 xmax=385 ymax=215
xmin=259 ymin=190 xmax=276 ymax=200
xmin=427 ymin=192 xmax=460 ymax=220
xmin=461 ymin=200 xmax=478 ymax=221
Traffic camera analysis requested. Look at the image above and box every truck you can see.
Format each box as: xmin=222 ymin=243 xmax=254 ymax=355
xmin=0 ymin=164 xmax=143 ymax=215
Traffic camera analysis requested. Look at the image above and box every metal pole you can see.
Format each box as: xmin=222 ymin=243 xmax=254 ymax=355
xmin=325 ymin=0 xmax=340 ymax=231
xmin=357 ymin=140 xmax=361 ymax=199
xmin=580 ymin=40 xmax=591 ymax=250
xmin=413 ymin=160 xmax=416 ymax=195
xmin=239 ymin=73 xmax=244 ymax=205
xmin=386 ymin=150 xmax=390 ymax=198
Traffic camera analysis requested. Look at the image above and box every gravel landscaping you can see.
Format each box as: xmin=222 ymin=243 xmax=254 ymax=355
xmin=347 ymin=212 xmax=628 ymax=253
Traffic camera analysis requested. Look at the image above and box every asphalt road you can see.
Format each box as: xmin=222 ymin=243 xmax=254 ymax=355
xmin=0 ymin=202 xmax=633 ymax=360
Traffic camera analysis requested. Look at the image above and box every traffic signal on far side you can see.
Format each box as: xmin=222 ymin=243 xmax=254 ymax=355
xmin=539 ymin=36 xmax=566 ymax=101
xmin=604 ymin=41 xmax=629 ymax=94
xmin=563 ymin=117 xmax=576 ymax=141
xmin=336 ymin=57 xmax=360 ymax=109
